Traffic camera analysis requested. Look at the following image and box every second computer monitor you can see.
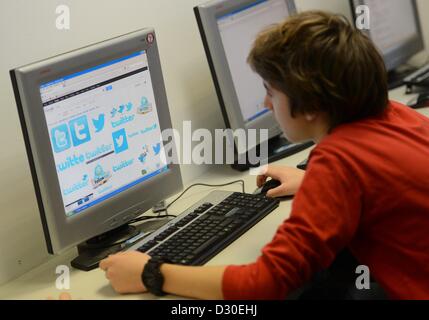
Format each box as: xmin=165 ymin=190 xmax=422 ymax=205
xmin=351 ymin=0 xmax=425 ymax=87
xmin=195 ymin=0 xmax=312 ymax=171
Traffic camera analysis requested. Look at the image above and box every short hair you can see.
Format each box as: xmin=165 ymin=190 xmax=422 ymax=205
xmin=248 ymin=11 xmax=389 ymax=129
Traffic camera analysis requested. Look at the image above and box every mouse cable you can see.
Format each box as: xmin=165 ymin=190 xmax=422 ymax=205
xmin=131 ymin=180 xmax=245 ymax=221
xmin=128 ymin=214 xmax=178 ymax=225
xmin=164 ymin=180 xmax=246 ymax=213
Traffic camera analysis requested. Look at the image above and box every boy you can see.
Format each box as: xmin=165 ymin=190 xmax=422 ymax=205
xmin=99 ymin=11 xmax=429 ymax=300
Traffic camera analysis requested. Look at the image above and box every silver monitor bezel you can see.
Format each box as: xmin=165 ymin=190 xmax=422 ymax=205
xmin=10 ymin=28 xmax=183 ymax=254
xmin=195 ymin=0 xmax=297 ymax=158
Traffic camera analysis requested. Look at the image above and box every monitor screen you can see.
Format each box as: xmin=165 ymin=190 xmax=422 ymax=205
xmin=365 ymin=0 xmax=418 ymax=56
xmin=40 ymin=51 xmax=168 ymax=217
xmin=351 ymin=0 xmax=424 ymax=71
xmin=216 ymin=0 xmax=291 ymax=124
xmin=11 ymin=29 xmax=183 ymax=255
xmin=195 ymin=0 xmax=299 ymax=162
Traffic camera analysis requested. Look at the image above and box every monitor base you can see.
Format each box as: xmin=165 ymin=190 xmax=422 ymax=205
xmin=71 ymin=218 xmax=173 ymax=271
xmin=231 ymin=136 xmax=314 ymax=172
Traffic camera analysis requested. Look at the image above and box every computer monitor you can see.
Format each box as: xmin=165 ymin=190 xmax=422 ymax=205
xmin=194 ymin=0 xmax=313 ymax=171
xmin=350 ymin=0 xmax=425 ymax=88
xmin=10 ymin=29 xmax=183 ymax=270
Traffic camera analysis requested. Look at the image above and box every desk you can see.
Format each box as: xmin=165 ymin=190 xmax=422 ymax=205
xmin=0 ymin=89 xmax=428 ymax=300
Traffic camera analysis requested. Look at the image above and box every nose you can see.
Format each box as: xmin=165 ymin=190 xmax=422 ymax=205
xmin=264 ymin=95 xmax=273 ymax=111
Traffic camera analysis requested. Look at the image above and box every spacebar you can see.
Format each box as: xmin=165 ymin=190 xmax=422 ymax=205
xmin=192 ymin=236 xmax=221 ymax=256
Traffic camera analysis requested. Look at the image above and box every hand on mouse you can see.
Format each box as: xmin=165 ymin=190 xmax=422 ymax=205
xmin=257 ymin=166 xmax=306 ymax=198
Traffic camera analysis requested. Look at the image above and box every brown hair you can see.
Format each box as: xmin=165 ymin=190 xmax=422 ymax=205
xmin=248 ymin=11 xmax=389 ymax=129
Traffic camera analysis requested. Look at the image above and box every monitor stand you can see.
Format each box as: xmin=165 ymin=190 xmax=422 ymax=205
xmin=70 ymin=217 xmax=172 ymax=271
xmin=231 ymin=135 xmax=314 ymax=172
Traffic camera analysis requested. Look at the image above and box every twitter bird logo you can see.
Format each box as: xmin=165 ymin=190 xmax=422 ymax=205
xmin=92 ymin=114 xmax=105 ymax=133
xmin=152 ymin=143 xmax=161 ymax=156
xmin=112 ymin=129 xmax=129 ymax=154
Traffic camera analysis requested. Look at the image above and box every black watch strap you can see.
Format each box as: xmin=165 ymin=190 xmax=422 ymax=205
xmin=142 ymin=257 xmax=168 ymax=296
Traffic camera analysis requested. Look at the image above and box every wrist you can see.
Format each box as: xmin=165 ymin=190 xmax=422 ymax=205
xmin=142 ymin=257 xmax=170 ymax=296
xmin=159 ymin=263 xmax=171 ymax=293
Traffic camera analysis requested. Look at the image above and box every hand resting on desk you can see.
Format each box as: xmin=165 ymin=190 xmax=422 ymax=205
xmin=99 ymin=251 xmax=149 ymax=294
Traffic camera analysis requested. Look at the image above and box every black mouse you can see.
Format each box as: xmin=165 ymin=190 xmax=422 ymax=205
xmin=260 ymin=179 xmax=282 ymax=196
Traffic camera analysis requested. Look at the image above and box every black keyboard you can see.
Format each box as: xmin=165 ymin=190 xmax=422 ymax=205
xmin=132 ymin=191 xmax=279 ymax=265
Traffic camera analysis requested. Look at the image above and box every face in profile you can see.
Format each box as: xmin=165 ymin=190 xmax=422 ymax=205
xmin=263 ymin=82 xmax=316 ymax=143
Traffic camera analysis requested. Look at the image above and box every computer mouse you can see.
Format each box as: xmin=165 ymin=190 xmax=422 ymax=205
xmin=259 ymin=179 xmax=282 ymax=196
xmin=297 ymin=158 xmax=309 ymax=170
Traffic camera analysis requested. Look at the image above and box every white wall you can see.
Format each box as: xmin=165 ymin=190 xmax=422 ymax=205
xmin=0 ymin=0 xmax=225 ymax=286
xmin=0 ymin=0 xmax=428 ymax=286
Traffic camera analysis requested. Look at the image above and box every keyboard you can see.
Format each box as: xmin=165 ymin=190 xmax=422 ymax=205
xmin=129 ymin=191 xmax=279 ymax=265
xmin=404 ymin=63 xmax=429 ymax=84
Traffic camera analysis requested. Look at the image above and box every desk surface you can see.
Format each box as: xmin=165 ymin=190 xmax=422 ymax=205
xmin=0 ymin=88 xmax=428 ymax=300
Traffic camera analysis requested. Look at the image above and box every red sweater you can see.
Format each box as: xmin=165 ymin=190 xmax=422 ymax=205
xmin=222 ymin=101 xmax=429 ymax=300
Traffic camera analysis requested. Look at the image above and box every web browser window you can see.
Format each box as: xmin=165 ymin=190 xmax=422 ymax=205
xmin=41 ymin=51 xmax=168 ymax=217
xmin=217 ymin=0 xmax=290 ymax=123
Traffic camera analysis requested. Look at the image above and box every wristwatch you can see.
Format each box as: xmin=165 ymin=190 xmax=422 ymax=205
xmin=142 ymin=257 xmax=168 ymax=296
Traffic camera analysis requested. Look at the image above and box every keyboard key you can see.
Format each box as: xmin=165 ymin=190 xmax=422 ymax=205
xmin=225 ymin=207 xmax=240 ymax=218
xmin=192 ymin=236 xmax=220 ymax=256
xmin=219 ymin=218 xmax=234 ymax=228
xmin=195 ymin=203 xmax=212 ymax=214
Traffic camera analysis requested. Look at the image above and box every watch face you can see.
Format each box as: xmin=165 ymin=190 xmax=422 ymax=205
xmin=146 ymin=276 xmax=157 ymax=287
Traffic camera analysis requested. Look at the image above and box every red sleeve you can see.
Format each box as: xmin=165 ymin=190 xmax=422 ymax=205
xmin=222 ymin=146 xmax=363 ymax=300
